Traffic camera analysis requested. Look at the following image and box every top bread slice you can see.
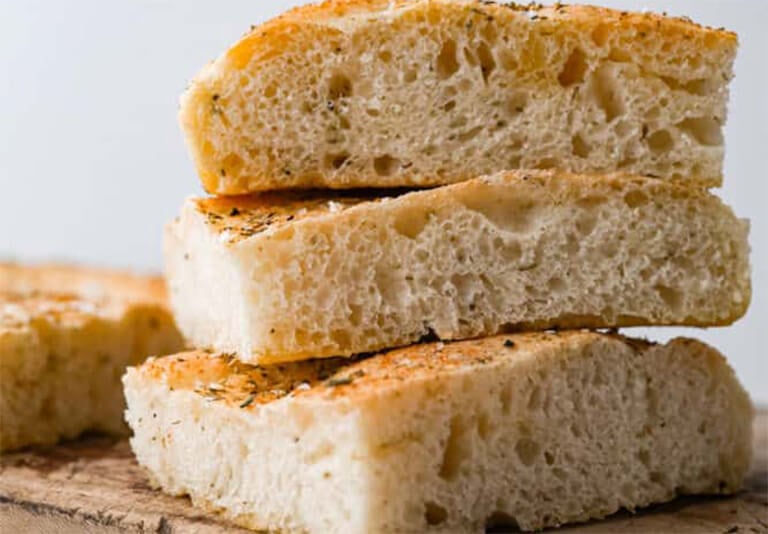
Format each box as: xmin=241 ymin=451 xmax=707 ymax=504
xmin=0 ymin=265 xmax=184 ymax=451
xmin=180 ymin=0 xmax=736 ymax=193
xmin=165 ymin=169 xmax=750 ymax=364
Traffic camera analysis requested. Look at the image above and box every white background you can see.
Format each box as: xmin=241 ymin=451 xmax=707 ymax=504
xmin=1 ymin=1 xmax=765 ymax=402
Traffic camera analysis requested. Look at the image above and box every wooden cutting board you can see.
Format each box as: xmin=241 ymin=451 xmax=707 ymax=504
xmin=1 ymin=411 xmax=766 ymax=533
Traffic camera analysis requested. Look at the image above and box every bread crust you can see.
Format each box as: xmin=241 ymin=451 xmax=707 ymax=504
xmin=180 ymin=0 xmax=737 ymax=193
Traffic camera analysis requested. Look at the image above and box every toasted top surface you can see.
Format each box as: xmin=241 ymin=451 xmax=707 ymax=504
xmin=0 ymin=262 xmax=168 ymax=305
xmin=134 ymin=331 xmax=662 ymax=408
xmin=227 ymin=0 xmax=735 ymax=70
xmin=187 ymin=169 xmax=712 ymax=245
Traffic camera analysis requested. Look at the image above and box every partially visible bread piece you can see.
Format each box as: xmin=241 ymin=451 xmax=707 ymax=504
xmin=180 ymin=0 xmax=737 ymax=193
xmin=124 ymin=331 xmax=753 ymax=533
xmin=165 ymin=170 xmax=750 ymax=364
xmin=0 ymin=269 xmax=184 ymax=452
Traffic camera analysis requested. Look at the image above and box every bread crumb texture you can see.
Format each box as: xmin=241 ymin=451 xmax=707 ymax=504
xmin=124 ymin=331 xmax=753 ymax=532
xmin=179 ymin=0 xmax=736 ymax=192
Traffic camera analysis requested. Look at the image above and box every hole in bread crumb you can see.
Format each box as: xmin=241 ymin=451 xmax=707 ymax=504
xmin=486 ymin=510 xmax=520 ymax=529
xmin=439 ymin=416 xmax=469 ymax=480
xmin=436 ymin=39 xmax=460 ymax=79
xmin=609 ymin=48 xmax=631 ymax=62
xmin=575 ymin=213 xmax=598 ymax=236
xmin=324 ymin=152 xmax=350 ymax=170
xmin=661 ymin=76 xmax=716 ymax=96
xmin=647 ymin=129 xmax=674 ymax=153
xmin=515 ymin=438 xmax=541 ymax=466
xmin=591 ymin=24 xmax=611 ymax=46
xmin=476 ymin=41 xmax=496 ymax=82
xmin=655 ymin=285 xmax=683 ymax=314
xmin=220 ymin=153 xmax=244 ymax=177
xmin=558 ymin=48 xmax=589 ymax=87
xmin=373 ymin=154 xmax=401 ymax=176
xmin=330 ymin=329 xmax=352 ymax=348
xmin=535 ymin=158 xmax=558 ymax=170
xmin=394 ymin=210 xmax=429 ymax=239
xmin=425 ymin=502 xmax=448 ymax=525
xmin=591 ymin=64 xmax=625 ymax=121
xmin=378 ymin=50 xmax=392 ymax=63
xmin=505 ymin=92 xmax=528 ymax=117
xmin=544 ymin=451 xmax=555 ymax=465
xmin=328 ymin=73 xmax=352 ymax=99
xmin=624 ymin=190 xmax=650 ymax=208
xmin=442 ymin=100 xmax=456 ymax=112
xmin=571 ymin=134 xmax=592 ymax=158
xmin=650 ymin=471 xmax=667 ymax=485
xmin=404 ymin=68 xmax=418 ymax=83
xmin=676 ymin=117 xmax=723 ymax=146
xmin=263 ymin=83 xmax=277 ymax=98
xmin=457 ymin=126 xmax=483 ymax=143
xmin=638 ymin=449 xmax=651 ymax=467
xmin=547 ymin=276 xmax=566 ymax=294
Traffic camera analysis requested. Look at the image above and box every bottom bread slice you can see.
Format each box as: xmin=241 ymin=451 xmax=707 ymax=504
xmin=123 ymin=332 xmax=752 ymax=533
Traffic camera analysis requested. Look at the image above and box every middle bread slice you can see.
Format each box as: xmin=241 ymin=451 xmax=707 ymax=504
xmin=165 ymin=169 xmax=750 ymax=364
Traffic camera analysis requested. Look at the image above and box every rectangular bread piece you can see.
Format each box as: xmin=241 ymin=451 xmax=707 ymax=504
xmin=123 ymin=331 xmax=753 ymax=533
xmin=165 ymin=170 xmax=750 ymax=364
xmin=180 ymin=0 xmax=736 ymax=193
xmin=0 ymin=266 xmax=184 ymax=452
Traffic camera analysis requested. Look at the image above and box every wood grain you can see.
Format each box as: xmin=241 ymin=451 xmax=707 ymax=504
xmin=1 ymin=411 xmax=766 ymax=533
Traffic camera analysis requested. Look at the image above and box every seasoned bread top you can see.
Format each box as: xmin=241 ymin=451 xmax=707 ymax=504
xmin=0 ymin=262 xmax=169 ymax=305
xmin=186 ymin=169 xmax=724 ymax=245
xmin=235 ymin=1 xmax=735 ymax=60
xmin=134 ymin=331 xmax=677 ymax=408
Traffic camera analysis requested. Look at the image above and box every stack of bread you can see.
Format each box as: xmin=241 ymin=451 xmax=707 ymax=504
xmin=123 ymin=2 xmax=753 ymax=532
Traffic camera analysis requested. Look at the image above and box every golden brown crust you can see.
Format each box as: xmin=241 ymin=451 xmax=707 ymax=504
xmin=230 ymin=1 xmax=736 ymax=69
xmin=0 ymin=262 xmax=169 ymax=305
xmin=137 ymin=331 xmax=667 ymax=409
